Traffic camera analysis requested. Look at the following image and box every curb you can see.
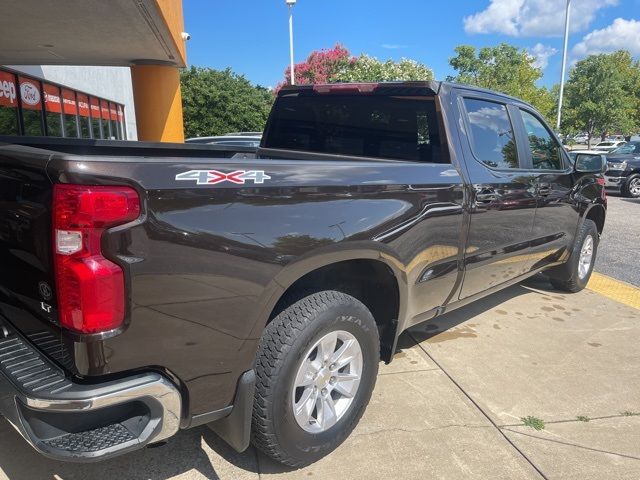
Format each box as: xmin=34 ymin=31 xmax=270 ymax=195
xmin=587 ymin=272 xmax=640 ymax=310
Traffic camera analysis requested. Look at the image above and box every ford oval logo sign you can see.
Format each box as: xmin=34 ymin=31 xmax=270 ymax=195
xmin=20 ymin=82 xmax=40 ymax=106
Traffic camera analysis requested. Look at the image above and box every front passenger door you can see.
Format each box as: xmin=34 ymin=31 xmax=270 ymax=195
xmin=517 ymin=108 xmax=579 ymax=268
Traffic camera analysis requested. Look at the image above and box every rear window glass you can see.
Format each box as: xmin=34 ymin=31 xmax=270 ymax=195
xmin=264 ymin=94 xmax=448 ymax=163
xmin=463 ymin=98 xmax=518 ymax=169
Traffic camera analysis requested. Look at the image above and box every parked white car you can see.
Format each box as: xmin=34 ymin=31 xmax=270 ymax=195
xmin=572 ymin=134 xmax=589 ymax=143
xmin=593 ymin=140 xmax=626 ymax=152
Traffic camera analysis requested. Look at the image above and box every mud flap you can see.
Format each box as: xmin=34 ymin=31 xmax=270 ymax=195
xmin=208 ymin=370 xmax=256 ymax=452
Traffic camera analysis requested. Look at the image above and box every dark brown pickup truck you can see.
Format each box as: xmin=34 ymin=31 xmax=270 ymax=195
xmin=0 ymin=81 xmax=606 ymax=466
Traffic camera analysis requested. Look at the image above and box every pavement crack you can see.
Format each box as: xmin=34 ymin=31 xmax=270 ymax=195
xmin=500 ymin=412 xmax=640 ymax=429
xmin=378 ymin=367 xmax=440 ymax=376
xmin=352 ymin=424 xmax=490 ymax=439
xmin=503 ymin=428 xmax=640 ymax=461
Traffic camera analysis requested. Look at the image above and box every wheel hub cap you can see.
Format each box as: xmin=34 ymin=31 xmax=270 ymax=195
xmin=315 ymin=368 xmax=331 ymax=387
xmin=630 ymin=178 xmax=640 ymax=196
xmin=578 ymin=234 xmax=594 ymax=280
xmin=292 ymin=330 xmax=363 ymax=433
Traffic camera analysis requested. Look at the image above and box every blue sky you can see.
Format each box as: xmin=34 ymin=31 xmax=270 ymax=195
xmin=183 ymin=0 xmax=640 ymax=89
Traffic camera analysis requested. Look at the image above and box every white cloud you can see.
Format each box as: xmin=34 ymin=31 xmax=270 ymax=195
xmin=464 ymin=0 xmax=618 ymax=37
xmin=528 ymin=43 xmax=558 ymax=69
xmin=381 ymin=44 xmax=408 ymax=50
xmin=464 ymin=0 xmax=523 ymax=36
xmin=572 ymin=18 xmax=640 ymax=58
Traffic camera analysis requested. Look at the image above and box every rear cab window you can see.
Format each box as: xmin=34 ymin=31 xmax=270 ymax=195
xmin=263 ymin=87 xmax=450 ymax=163
xmin=462 ymin=98 xmax=519 ymax=169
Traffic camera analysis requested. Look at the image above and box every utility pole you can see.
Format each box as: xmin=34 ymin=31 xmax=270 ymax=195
xmin=556 ymin=0 xmax=571 ymax=131
xmin=286 ymin=0 xmax=297 ymax=85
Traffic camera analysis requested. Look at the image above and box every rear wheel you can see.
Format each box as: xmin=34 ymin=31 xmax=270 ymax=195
xmin=546 ymin=219 xmax=598 ymax=292
xmin=622 ymin=174 xmax=640 ymax=198
xmin=252 ymin=291 xmax=379 ymax=467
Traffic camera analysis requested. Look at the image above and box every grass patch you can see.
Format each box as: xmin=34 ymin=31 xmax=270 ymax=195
xmin=521 ymin=416 xmax=545 ymax=430
xmin=576 ymin=415 xmax=590 ymax=422
xmin=621 ymin=411 xmax=640 ymax=417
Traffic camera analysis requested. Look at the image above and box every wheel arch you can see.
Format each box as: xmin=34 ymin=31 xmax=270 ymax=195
xmin=584 ymin=203 xmax=606 ymax=235
xmin=251 ymin=248 xmax=408 ymax=363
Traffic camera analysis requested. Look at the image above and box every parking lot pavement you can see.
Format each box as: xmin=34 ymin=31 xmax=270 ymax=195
xmin=1 ymin=274 xmax=638 ymax=480
xmin=595 ymin=194 xmax=640 ymax=287
xmin=409 ymin=275 xmax=640 ymax=480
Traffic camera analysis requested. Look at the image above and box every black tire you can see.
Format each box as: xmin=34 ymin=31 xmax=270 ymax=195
xmin=621 ymin=173 xmax=640 ymax=198
xmin=252 ymin=291 xmax=379 ymax=468
xmin=546 ymin=219 xmax=598 ymax=292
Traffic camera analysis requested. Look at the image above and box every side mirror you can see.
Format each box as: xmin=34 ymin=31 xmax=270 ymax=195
xmin=575 ymin=154 xmax=606 ymax=174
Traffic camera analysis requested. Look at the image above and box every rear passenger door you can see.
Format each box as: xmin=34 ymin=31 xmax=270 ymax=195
xmin=515 ymin=108 xmax=579 ymax=268
xmin=456 ymin=94 xmax=538 ymax=300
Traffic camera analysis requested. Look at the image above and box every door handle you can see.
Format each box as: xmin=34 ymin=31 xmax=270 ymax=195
xmin=538 ymin=184 xmax=551 ymax=196
xmin=476 ymin=191 xmax=498 ymax=203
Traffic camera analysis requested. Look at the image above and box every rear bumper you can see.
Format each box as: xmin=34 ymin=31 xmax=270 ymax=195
xmin=0 ymin=323 xmax=181 ymax=462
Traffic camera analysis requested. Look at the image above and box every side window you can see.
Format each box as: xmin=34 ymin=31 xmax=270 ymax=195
xmin=463 ymin=98 xmax=519 ymax=169
xmin=520 ymin=109 xmax=563 ymax=170
xmin=43 ymin=83 xmax=63 ymax=137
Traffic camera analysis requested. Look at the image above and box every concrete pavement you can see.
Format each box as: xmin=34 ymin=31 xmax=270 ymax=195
xmin=1 ymin=273 xmax=638 ymax=479
xmin=595 ymin=194 xmax=640 ymax=287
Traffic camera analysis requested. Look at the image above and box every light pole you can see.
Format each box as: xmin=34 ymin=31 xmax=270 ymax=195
xmin=285 ymin=0 xmax=296 ymax=85
xmin=556 ymin=0 xmax=571 ymax=131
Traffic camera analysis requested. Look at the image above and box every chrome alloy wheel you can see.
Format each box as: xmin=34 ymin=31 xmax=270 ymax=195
xmin=292 ymin=330 xmax=363 ymax=433
xmin=578 ymin=234 xmax=594 ymax=280
xmin=629 ymin=177 xmax=640 ymax=197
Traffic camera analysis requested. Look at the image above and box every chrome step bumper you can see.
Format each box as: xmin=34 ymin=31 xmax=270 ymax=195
xmin=0 ymin=324 xmax=182 ymax=462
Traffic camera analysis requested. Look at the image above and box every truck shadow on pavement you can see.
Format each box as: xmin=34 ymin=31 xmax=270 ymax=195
xmin=408 ymin=277 xmax=548 ymax=344
xmin=0 ymin=421 xmax=260 ymax=479
xmin=0 ymin=277 xmax=556 ymax=479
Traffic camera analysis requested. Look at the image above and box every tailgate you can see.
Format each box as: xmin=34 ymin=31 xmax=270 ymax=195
xmin=0 ymin=145 xmax=68 ymax=365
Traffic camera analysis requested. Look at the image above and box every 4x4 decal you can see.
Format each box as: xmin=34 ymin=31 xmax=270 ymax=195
xmin=176 ymin=169 xmax=271 ymax=185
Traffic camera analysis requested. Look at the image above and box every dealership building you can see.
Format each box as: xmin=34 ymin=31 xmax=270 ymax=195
xmin=0 ymin=0 xmax=187 ymax=143
xmin=0 ymin=66 xmax=135 ymax=140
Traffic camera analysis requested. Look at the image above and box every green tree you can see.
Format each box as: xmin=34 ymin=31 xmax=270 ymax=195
xmin=0 ymin=109 xmax=19 ymax=135
xmin=532 ymin=86 xmax=557 ymax=125
xmin=610 ymin=50 xmax=640 ymax=131
xmin=448 ymin=43 xmax=554 ymax=123
xmin=277 ymin=45 xmax=433 ymax=87
xmin=562 ymin=51 xmax=639 ymax=147
xmin=334 ymin=55 xmax=433 ymax=82
xmin=180 ymin=66 xmax=273 ymax=138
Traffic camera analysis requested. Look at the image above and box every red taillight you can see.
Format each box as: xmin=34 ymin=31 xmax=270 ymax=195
xmin=53 ymin=184 xmax=140 ymax=334
xmin=596 ymin=177 xmax=607 ymax=200
xmin=312 ymin=83 xmax=378 ymax=94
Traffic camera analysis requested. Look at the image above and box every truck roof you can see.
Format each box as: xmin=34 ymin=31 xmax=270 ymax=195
xmin=278 ymin=81 xmax=441 ymax=96
xmin=278 ymin=80 xmax=535 ymax=109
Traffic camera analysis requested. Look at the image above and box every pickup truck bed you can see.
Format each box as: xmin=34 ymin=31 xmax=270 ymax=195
xmin=0 ymin=81 xmax=606 ymax=466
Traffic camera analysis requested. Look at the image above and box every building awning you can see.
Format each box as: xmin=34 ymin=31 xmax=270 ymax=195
xmin=0 ymin=0 xmax=186 ymax=67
